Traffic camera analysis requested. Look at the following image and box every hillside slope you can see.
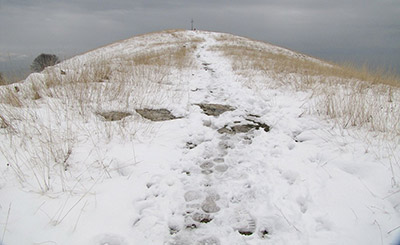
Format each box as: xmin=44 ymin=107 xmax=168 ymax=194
xmin=0 ymin=30 xmax=399 ymax=245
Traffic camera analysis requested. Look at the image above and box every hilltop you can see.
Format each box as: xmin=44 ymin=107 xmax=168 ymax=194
xmin=0 ymin=30 xmax=399 ymax=245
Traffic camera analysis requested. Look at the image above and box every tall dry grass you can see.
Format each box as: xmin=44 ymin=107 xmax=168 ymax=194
xmin=0 ymin=34 xmax=200 ymax=194
xmin=213 ymin=35 xmax=400 ymax=185
xmin=216 ymin=44 xmax=399 ymax=87
xmin=213 ymin=39 xmax=400 ymax=136
xmin=0 ymin=73 xmax=6 ymax=86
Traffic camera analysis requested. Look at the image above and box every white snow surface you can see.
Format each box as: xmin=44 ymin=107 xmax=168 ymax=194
xmin=1 ymin=30 xmax=400 ymax=245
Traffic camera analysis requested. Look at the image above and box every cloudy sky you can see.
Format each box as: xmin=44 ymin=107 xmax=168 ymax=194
xmin=1 ymin=0 xmax=399 ymax=78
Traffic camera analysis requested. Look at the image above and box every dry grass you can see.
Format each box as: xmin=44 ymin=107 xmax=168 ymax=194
xmin=0 ymin=73 xmax=7 ymax=85
xmin=0 ymin=87 xmax=23 ymax=107
xmin=213 ymin=39 xmax=400 ymax=136
xmin=131 ymin=44 xmax=199 ymax=69
xmin=0 ymin=31 xmax=200 ymax=194
xmin=213 ymin=35 xmax=400 ymax=186
xmin=216 ymin=44 xmax=400 ymax=87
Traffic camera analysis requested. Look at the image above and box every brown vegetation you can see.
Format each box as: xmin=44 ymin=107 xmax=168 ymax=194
xmin=213 ymin=36 xmax=400 ymax=135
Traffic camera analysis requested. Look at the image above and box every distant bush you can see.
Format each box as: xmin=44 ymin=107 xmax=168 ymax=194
xmin=31 ymin=53 xmax=60 ymax=72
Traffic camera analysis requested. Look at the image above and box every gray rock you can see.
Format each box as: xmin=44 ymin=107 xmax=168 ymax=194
xmin=197 ymin=104 xmax=235 ymax=116
xmin=136 ymin=108 xmax=179 ymax=121
xmin=218 ymin=119 xmax=270 ymax=134
xmin=97 ymin=111 xmax=132 ymax=121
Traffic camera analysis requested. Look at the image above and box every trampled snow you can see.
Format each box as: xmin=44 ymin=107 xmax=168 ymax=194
xmin=0 ymin=30 xmax=399 ymax=245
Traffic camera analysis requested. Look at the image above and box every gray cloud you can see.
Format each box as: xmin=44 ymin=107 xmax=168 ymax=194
xmin=1 ymin=0 xmax=399 ymax=76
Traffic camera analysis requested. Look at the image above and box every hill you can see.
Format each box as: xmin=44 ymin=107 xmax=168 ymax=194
xmin=0 ymin=29 xmax=399 ymax=244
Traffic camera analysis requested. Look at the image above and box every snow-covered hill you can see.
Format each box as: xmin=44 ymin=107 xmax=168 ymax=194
xmin=0 ymin=30 xmax=399 ymax=245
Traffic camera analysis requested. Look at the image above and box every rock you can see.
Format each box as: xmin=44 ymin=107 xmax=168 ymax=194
xmin=218 ymin=125 xmax=257 ymax=134
xmin=197 ymin=104 xmax=235 ymax=116
xmin=97 ymin=111 xmax=132 ymax=121
xmin=246 ymin=118 xmax=270 ymax=132
xmin=217 ymin=127 xmax=233 ymax=134
xmin=136 ymin=108 xmax=179 ymax=121
xmin=217 ymin=119 xmax=270 ymax=135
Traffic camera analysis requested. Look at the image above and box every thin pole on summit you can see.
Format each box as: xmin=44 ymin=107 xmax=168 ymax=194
xmin=191 ymin=19 xmax=194 ymax=30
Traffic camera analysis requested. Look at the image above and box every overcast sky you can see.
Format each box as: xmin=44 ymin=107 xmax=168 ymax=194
xmin=1 ymin=0 xmax=399 ymax=77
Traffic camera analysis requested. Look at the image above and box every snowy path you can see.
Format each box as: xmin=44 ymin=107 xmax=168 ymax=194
xmin=167 ymin=36 xmax=280 ymax=244
xmin=163 ymin=34 xmax=398 ymax=245
xmin=125 ymin=33 xmax=398 ymax=244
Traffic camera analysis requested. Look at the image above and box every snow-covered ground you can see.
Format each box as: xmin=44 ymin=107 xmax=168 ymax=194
xmin=0 ymin=30 xmax=399 ymax=245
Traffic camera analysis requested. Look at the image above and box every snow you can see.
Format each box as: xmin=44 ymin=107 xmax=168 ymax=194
xmin=1 ymin=30 xmax=400 ymax=245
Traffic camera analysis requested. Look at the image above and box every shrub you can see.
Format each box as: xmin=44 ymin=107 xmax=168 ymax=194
xmin=31 ymin=53 xmax=60 ymax=72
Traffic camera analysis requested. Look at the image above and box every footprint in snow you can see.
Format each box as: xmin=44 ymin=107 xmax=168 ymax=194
xmin=281 ymin=169 xmax=299 ymax=185
xmin=201 ymin=198 xmax=220 ymax=213
xmin=184 ymin=190 xmax=202 ymax=202
xmin=214 ymin=164 xmax=228 ymax=173
xmin=229 ymin=208 xmax=257 ymax=236
xmin=200 ymin=161 xmax=214 ymax=175
xmin=191 ymin=212 xmax=213 ymax=223
xmin=197 ymin=236 xmax=220 ymax=245
xmin=92 ymin=233 xmax=128 ymax=245
xmin=200 ymin=161 xmax=214 ymax=169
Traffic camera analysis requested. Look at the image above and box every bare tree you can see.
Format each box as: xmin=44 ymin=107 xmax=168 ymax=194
xmin=31 ymin=53 xmax=60 ymax=72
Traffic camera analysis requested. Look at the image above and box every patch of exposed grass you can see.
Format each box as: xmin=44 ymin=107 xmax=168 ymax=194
xmin=131 ymin=44 xmax=198 ymax=69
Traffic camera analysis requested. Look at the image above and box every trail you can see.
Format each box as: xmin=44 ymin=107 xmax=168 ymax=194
xmin=163 ymin=33 xmax=328 ymax=244
xmin=157 ymin=33 xmax=397 ymax=245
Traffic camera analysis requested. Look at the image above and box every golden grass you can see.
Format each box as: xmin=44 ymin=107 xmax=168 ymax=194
xmin=213 ymin=39 xmax=400 ymax=136
xmin=0 ymin=73 xmax=6 ymax=85
xmin=0 ymin=87 xmax=23 ymax=107
xmin=216 ymin=44 xmax=400 ymax=87
xmin=0 ymin=31 xmax=201 ymax=193
xmin=131 ymin=44 xmax=198 ymax=69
